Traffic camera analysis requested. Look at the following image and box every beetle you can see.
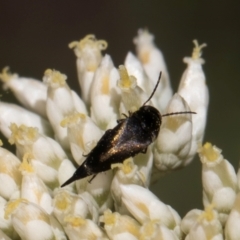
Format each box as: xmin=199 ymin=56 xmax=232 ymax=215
xmin=61 ymin=72 xmax=195 ymax=187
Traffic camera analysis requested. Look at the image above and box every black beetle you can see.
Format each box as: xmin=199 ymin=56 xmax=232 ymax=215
xmin=61 ymin=72 xmax=195 ymax=187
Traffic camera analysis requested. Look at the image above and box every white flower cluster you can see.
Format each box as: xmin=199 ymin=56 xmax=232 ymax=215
xmin=0 ymin=29 xmax=235 ymax=239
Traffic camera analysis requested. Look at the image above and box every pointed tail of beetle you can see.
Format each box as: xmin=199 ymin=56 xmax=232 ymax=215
xmin=61 ymin=174 xmax=78 ymax=187
xmin=61 ymin=163 xmax=90 ymax=187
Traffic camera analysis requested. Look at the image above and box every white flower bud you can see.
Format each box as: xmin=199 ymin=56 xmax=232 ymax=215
xmin=124 ymin=52 xmax=150 ymax=98
xmin=225 ymin=192 xmax=240 ymax=240
xmin=134 ymin=29 xmax=172 ymax=112
xmin=120 ymin=184 xmax=181 ymax=237
xmin=198 ymin=143 xmax=238 ymax=225
xmin=19 ymin=154 xmax=52 ymax=214
xmin=117 ymin=65 xmax=148 ymax=113
xmin=182 ymin=205 xmax=223 ymax=240
xmin=9 ymin=124 xmax=68 ymax=167
xmin=178 ymin=40 xmax=209 ymax=158
xmin=0 ymin=67 xmax=48 ymax=118
xmin=53 ymin=190 xmax=99 ymax=225
xmin=9 ymin=123 xmax=69 ymax=188
xmin=154 ymin=93 xmax=193 ymax=172
xmin=111 ymin=153 xmax=153 ymax=213
xmin=140 ymin=221 xmax=179 ymax=240
xmin=64 ymin=215 xmax=106 ymax=240
xmin=69 ymin=34 xmax=108 ymax=106
xmin=61 ymin=112 xmax=103 ymax=165
xmin=4 ymin=199 xmax=59 ymax=240
xmin=0 ymin=102 xmax=52 ymax=139
xmin=0 ymin=145 xmax=21 ymax=200
xmin=43 ymin=69 xmax=87 ymax=150
xmin=90 ymin=54 xmax=120 ymax=130
xmin=99 ymin=209 xmax=140 ymax=240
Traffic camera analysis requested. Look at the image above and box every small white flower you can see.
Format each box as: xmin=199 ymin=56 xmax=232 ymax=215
xmin=43 ymin=69 xmax=87 ymax=150
xmin=117 ymin=65 xmax=148 ymax=113
xmin=124 ymin=52 xmax=150 ymax=98
xmin=134 ymin=29 xmax=172 ymax=112
xmin=9 ymin=123 xmax=69 ymax=189
xmin=5 ymin=199 xmax=64 ymax=240
xmin=154 ymin=93 xmax=193 ymax=172
xmin=99 ymin=209 xmax=140 ymax=240
xmin=198 ymin=142 xmax=238 ymax=224
xmin=0 ymin=67 xmax=48 ymax=118
xmin=0 ymin=102 xmax=53 ymax=139
xmin=9 ymin=123 xmax=68 ymax=167
xmin=69 ymin=34 xmax=108 ymax=106
xmin=61 ymin=111 xmax=103 ymax=165
xmin=111 ymin=153 xmax=153 ymax=213
xmin=19 ymin=154 xmax=53 ymax=214
xmin=120 ymin=184 xmax=181 ymax=238
xmin=181 ymin=205 xmax=223 ymax=240
xmin=53 ymin=189 xmax=99 ymax=225
xmin=64 ymin=215 xmax=106 ymax=240
xmin=140 ymin=221 xmax=179 ymax=240
xmin=90 ymin=54 xmax=120 ymax=130
xmin=178 ymin=40 xmax=209 ymax=159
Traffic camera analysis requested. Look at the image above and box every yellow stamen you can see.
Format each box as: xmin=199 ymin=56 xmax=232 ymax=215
xmin=199 ymin=204 xmax=216 ymax=222
xmin=122 ymin=158 xmax=135 ymax=174
xmin=8 ymin=123 xmax=39 ymax=145
xmin=192 ymin=40 xmax=207 ymax=60
xmin=117 ymin=65 xmax=137 ymax=90
xmin=54 ymin=191 xmax=71 ymax=211
xmin=19 ymin=153 xmax=34 ymax=173
xmin=64 ymin=215 xmax=86 ymax=227
xmin=199 ymin=142 xmax=220 ymax=162
xmin=60 ymin=112 xmax=86 ymax=127
xmin=44 ymin=69 xmax=67 ymax=86
xmin=102 ymin=209 xmax=116 ymax=225
xmin=0 ymin=66 xmax=18 ymax=83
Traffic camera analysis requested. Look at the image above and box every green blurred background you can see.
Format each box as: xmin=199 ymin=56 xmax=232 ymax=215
xmin=0 ymin=0 xmax=240 ymax=217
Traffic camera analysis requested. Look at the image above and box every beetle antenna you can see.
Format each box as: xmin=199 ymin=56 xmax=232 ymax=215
xmin=143 ymin=72 xmax=162 ymax=106
xmin=162 ymin=111 xmax=196 ymax=117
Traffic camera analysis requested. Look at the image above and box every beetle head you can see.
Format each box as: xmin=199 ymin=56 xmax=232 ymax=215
xmin=135 ymin=105 xmax=161 ymax=140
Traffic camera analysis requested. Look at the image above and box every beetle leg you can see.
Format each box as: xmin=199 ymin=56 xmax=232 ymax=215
xmin=117 ymin=112 xmax=129 ymax=123
xmin=88 ymin=174 xmax=97 ymax=183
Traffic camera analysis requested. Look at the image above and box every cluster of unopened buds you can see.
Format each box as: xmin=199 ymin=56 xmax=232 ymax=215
xmin=0 ymin=29 xmax=238 ymax=240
